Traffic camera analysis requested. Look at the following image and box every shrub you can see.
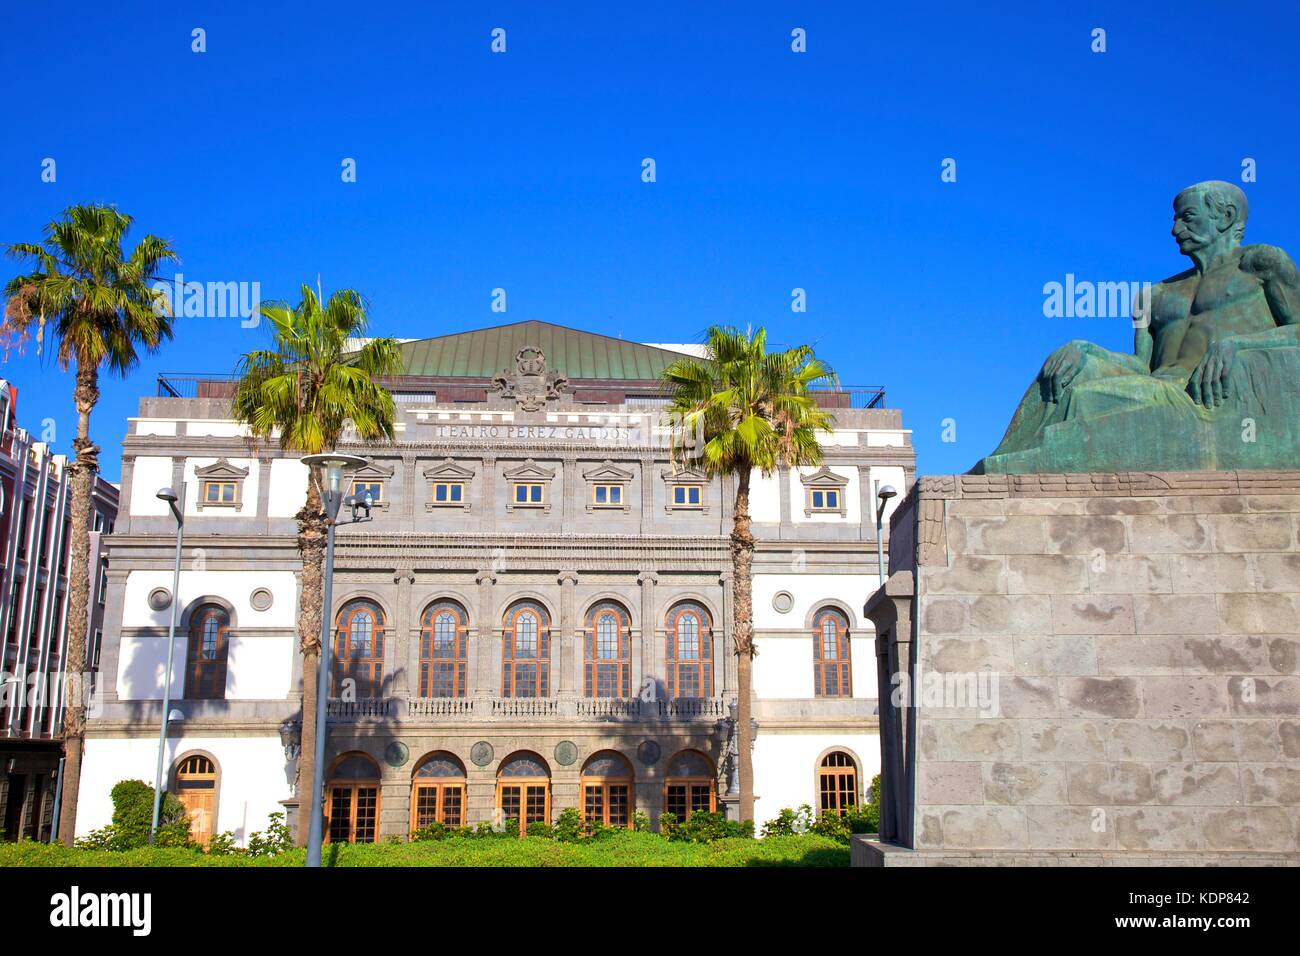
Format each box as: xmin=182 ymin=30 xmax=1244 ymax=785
xmin=411 ymin=821 xmax=449 ymax=842
xmin=523 ymin=821 xmax=553 ymax=839
xmin=206 ymin=831 xmax=240 ymax=856
xmin=663 ymin=811 xmax=752 ymax=843
xmin=762 ymin=805 xmax=814 ymax=838
xmin=553 ymin=807 xmax=584 ymax=843
xmin=75 ymin=780 xmax=192 ymax=850
xmin=246 ymin=813 xmax=295 ymax=857
xmin=632 ymin=809 xmax=652 ymax=833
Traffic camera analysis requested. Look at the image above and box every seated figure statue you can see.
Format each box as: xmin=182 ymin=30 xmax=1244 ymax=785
xmin=976 ymin=181 xmax=1300 ymax=474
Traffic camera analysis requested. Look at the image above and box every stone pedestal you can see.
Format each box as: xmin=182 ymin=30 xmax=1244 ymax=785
xmin=861 ymin=471 xmax=1300 ymax=866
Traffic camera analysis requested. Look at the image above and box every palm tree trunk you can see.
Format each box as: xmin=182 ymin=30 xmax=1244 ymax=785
xmin=730 ymin=466 xmax=756 ymax=822
xmin=294 ymin=476 xmax=326 ymax=845
xmin=56 ymin=362 xmax=100 ymax=845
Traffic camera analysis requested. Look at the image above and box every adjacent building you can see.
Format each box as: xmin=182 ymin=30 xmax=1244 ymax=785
xmin=0 ymin=380 xmax=118 ymax=841
xmin=80 ymin=321 xmax=913 ymax=844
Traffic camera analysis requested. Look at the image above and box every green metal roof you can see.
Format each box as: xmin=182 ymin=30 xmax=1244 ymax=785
xmin=394 ymin=320 xmax=686 ymax=382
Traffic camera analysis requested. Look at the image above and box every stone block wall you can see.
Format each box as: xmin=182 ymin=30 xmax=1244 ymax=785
xmin=879 ymin=471 xmax=1300 ymax=860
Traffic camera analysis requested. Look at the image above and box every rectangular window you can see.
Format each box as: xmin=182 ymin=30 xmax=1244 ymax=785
xmin=809 ymin=488 xmax=841 ymax=512
xmin=202 ymin=480 xmax=237 ymax=504
xmin=592 ymin=483 xmax=623 ymax=507
xmin=672 ymin=484 xmax=703 ymax=508
xmin=432 ymin=481 xmax=464 ymax=504
xmin=350 ymin=480 xmax=383 ymax=504
xmin=513 ymin=483 xmax=544 ymax=505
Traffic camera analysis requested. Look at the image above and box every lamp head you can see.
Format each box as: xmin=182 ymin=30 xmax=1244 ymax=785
xmin=156 ymin=487 xmax=178 ymax=504
xmin=877 ymin=484 xmax=898 ymax=503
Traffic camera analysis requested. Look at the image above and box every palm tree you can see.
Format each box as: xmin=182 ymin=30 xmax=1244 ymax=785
xmin=661 ymin=326 xmax=836 ymax=822
xmin=230 ymin=285 xmax=400 ymax=844
xmin=2 ymin=204 xmax=178 ymax=844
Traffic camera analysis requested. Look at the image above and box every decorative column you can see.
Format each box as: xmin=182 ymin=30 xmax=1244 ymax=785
xmin=256 ymin=456 xmax=274 ymax=526
xmin=638 ymin=454 xmax=654 ymax=535
xmin=392 ymin=568 xmax=415 ymax=699
xmin=719 ymin=570 xmax=735 ymax=697
xmin=557 ymin=571 xmax=578 ymax=696
xmin=474 ymin=570 xmax=497 ymax=697
xmin=481 ymin=455 xmax=497 ymax=533
xmin=858 ymin=465 xmax=875 ymax=544
xmin=403 ymin=451 xmax=418 ymax=523
xmin=777 ymin=465 xmax=793 ymax=538
xmin=637 ymin=571 xmax=658 ymax=700
xmin=562 ymin=456 xmax=577 ymax=527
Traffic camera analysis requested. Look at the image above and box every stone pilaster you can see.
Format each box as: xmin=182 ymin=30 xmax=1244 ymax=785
xmin=392 ymin=568 xmax=415 ymax=698
xmin=558 ymin=570 xmax=578 ymax=696
xmin=637 ymin=571 xmax=658 ymax=699
xmin=474 ymin=570 xmax=497 ymax=696
xmin=719 ymin=570 xmax=735 ymax=696
xmin=481 ymin=456 xmax=497 ymax=532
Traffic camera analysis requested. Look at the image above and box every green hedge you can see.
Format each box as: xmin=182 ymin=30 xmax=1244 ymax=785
xmin=0 ymin=831 xmax=847 ymax=867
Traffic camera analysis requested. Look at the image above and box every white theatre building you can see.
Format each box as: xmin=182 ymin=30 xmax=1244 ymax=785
xmin=79 ymin=321 xmax=913 ymax=844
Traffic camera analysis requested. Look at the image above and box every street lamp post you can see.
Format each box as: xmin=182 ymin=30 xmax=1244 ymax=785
xmin=150 ymin=486 xmax=185 ymax=843
xmin=874 ymin=483 xmax=898 ymax=589
xmin=301 ymin=452 xmax=371 ymax=868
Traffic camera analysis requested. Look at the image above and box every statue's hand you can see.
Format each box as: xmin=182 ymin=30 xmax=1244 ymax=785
xmin=1188 ymin=338 xmax=1239 ymax=407
xmin=1039 ymin=342 xmax=1086 ymax=403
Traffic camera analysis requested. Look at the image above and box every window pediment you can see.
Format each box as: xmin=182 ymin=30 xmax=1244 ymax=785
xmin=424 ymin=458 xmax=474 ymax=512
xmin=195 ymin=459 xmax=249 ymax=512
xmin=194 ymin=458 xmax=250 ymax=481
xmin=504 ymin=459 xmax=556 ymax=513
xmin=660 ymin=466 xmax=710 ymax=514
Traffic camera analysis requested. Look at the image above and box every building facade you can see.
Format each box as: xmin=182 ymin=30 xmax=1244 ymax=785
xmin=79 ymin=322 xmax=913 ymax=844
xmin=0 ymin=380 xmax=118 ymax=841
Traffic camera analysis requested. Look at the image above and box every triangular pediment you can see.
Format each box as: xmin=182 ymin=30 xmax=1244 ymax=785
xmin=502 ymin=458 xmax=556 ymax=481
xmin=194 ymin=458 xmax=250 ymax=480
xmin=423 ymin=458 xmax=477 ymax=480
xmin=582 ymin=459 xmax=635 ymax=482
xmin=800 ymin=465 xmax=849 ymax=488
xmin=352 ymin=462 xmax=396 ymax=480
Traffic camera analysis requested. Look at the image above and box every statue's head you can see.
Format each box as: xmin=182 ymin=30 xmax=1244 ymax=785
xmin=1172 ymin=181 xmax=1248 ymax=257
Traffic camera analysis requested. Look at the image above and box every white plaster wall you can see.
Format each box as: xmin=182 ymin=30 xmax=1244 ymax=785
xmin=132 ymin=419 xmax=176 ymax=436
xmin=753 ymin=634 xmax=877 ymax=699
xmin=867 ymin=465 xmax=907 ymax=526
xmin=122 ymin=570 xmax=299 ymax=629
xmin=118 ymin=570 xmax=298 ymax=700
xmin=753 ymin=573 xmax=872 ymax=630
xmin=819 ymin=429 xmax=862 ymax=448
xmin=753 ymin=733 xmax=880 ymax=829
xmin=268 ymin=458 xmax=310 ymax=517
xmin=182 ymin=457 xmax=258 ymax=517
xmin=130 ymin=457 xmax=174 ymax=516
xmin=748 ymin=467 xmax=782 ymax=523
xmin=226 ymin=635 xmax=294 ymax=699
xmin=184 ymin=420 xmax=251 ymax=438
xmin=78 ymin=736 xmax=290 ymax=843
xmin=790 ymin=464 xmax=860 ymax=524
xmin=865 ymin=430 xmax=908 ymax=447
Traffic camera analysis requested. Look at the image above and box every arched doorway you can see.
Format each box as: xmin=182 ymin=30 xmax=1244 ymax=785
xmin=173 ymin=753 xmax=218 ymax=846
xmin=496 ymin=751 xmax=550 ymax=835
xmin=664 ymin=750 xmax=716 ymax=820
xmin=410 ymin=752 xmax=467 ymax=831
xmin=326 ymin=753 xmax=381 ymax=844
xmin=581 ymin=751 xmax=634 ymax=828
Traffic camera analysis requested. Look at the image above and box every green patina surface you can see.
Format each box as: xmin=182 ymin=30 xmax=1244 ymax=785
xmin=976 ymin=181 xmax=1300 ymax=474
xmin=393 ymin=320 xmax=682 ymax=381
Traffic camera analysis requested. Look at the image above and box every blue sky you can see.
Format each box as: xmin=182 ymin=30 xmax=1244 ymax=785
xmin=2 ymin=1 xmax=1298 ymax=481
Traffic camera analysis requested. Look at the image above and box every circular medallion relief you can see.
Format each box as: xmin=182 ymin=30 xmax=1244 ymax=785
xmin=470 ymin=741 xmax=495 ymax=768
xmin=250 ymin=587 xmax=274 ymax=611
xmin=554 ymin=740 xmax=578 ymax=766
xmin=384 ymin=741 xmax=409 ymax=768
xmin=637 ymin=740 xmax=662 ymax=767
xmin=148 ymin=588 xmax=172 ymax=612
xmin=772 ymin=591 xmax=795 ymax=614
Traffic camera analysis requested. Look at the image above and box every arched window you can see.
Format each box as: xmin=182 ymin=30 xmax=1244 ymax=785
xmin=173 ymin=754 xmax=217 ymax=847
xmin=420 ymin=601 xmax=468 ymax=698
xmin=818 ymin=751 xmax=859 ymax=816
xmin=666 ymin=602 xmax=713 ymax=699
xmin=326 ymin=753 xmax=380 ymax=844
xmin=185 ymin=605 xmax=229 ymax=699
xmin=410 ymin=752 xmax=466 ymax=831
xmin=581 ymin=751 xmax=634 ymax=828
xmin=496 ymin=751 xmax=550 ymax=836
xmin=584 ymin=601 xmax=631 ymax=698
xmin=664 ymin=750 xmax=715 ymax=820
xmin=502 ymin=601 xmax=550 ymax=698
xmin=334 ymin=601 xmax=385 ymax=698
xmin=813 ymin=607 xmax=852 ymax=698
